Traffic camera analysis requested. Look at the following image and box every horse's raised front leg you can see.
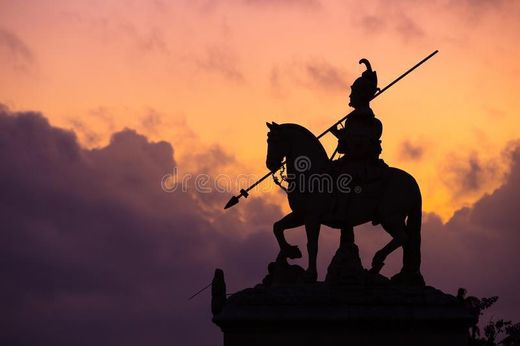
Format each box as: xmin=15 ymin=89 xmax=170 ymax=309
xmin=304 ymin=217 xmax=321 ymax=282
xmin=273 ymin=212 xmax=304 ymax=260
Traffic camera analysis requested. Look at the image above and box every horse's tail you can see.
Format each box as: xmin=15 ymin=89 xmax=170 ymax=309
xmin=407 ymin=194 xmax=422 ymax=236
xmin=404 ymin=190 xmax=422 ymax=273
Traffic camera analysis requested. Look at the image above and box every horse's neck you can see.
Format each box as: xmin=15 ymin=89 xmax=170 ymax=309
xmin=286 ymin=128 xmax=328 ymax=173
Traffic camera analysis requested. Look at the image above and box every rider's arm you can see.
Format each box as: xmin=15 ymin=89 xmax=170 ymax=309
xmin=330 ymin=124 xmax=345 ymax=138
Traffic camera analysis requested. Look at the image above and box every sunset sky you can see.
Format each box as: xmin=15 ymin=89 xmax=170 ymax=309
xmin=2 ymin=0 xmax=519 ymax=217
xmin=1 ymin=1 xmax=520 ymax=345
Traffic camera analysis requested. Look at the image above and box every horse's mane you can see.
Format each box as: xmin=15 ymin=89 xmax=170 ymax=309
xmin=280 ymin=123 xmax=328 ymax=159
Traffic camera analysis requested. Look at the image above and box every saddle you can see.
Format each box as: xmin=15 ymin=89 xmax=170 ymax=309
xmin=328 ymin=158 xmax=389 ymax=225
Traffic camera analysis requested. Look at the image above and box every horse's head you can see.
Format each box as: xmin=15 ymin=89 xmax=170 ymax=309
xmin=267 ymin=122 xmax=329 ymax=177
xmin=266 ymin=122 xmax=286 ymax=172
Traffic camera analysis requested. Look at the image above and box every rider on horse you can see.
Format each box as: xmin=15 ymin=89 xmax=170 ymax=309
xmin=265 ymin=58 xmax=425 ymax=285
xmin=330 ymin=58 xmax=387 ymax=183
xmin=327 ymin=59 xmax=389 ymax=250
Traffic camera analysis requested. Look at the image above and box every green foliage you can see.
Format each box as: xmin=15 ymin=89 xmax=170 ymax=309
xmin=461 ymin=289 xmax=520 ymax=346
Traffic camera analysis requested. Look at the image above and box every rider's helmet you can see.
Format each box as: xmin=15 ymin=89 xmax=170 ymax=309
xmin=349 ymin=59 xmax=380 ymax=108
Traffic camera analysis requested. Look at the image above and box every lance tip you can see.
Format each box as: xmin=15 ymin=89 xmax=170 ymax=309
xmin=224 ymin=195 xmax=240 ymax=209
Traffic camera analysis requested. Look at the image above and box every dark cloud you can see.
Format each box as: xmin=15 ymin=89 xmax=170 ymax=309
xmin=394 ymin=14 xmax=424 ymax=41
xmin=67 ymin=118 xmax=103 ymax=147
xmin=197 ymin=46 xmax=244 ymax=83
xmin=243 ymin=0 xmax=320 ymax=9
xmin=0 ymin=28 xmax=34 ymax=70
xmin=120 ymin=24 xmax=170 ymax=55
xmin=140 ymin=109 xmax=164 ymax=135
xmin=399 ymin=140 xmax=424 ymax=161
xmin=62 ymin=14 xmax=170 ymax=57
xmin=1 ymin=105 xmax=520 ymax=344
xmin=447 ymin=0 xmax=508 ymax=13
xmin=443 ymin=153 xmax=500 ymax=196
xmin=269 ymin=60 xmax=348 ymax=95
xmin=356 ymin=5 xmax=425 ymax=41
xmin=152 ymin=0 xmax=172 ymax=13
xmin=421 ymin=144 xmax=520 ymax=320
xmin=140 ymin=28 xmax=169 ymax=54
xmin=305 ymin=61 xmax=346 ymax=91
xmin=89 ymin=106 xmax=116 ymax=132
xmin=192 ymin=145 xmax=235 ymax=172
xmin=356 ymin=141 xmax=520 ymax=322
xmin=0 ymin=106 xmax=282 ymax=345
xmin=189 ymin=0 xmax=321 ymax=13
xmin=360 ymin=15 xmax=387 ymax=34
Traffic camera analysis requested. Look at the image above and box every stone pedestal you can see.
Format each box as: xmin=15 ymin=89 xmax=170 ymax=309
xmin=212 ymin=282 xmax=476 ymax=346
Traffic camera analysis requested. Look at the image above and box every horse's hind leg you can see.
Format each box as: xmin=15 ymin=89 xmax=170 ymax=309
xmin=304 ymin=217 xmax=321 ymax=282
xmin=274 ymin=212 xmax=304 ymax=259
xmin=370 ymin=239 xmax=400 ymax=274
xmin=391 ymin=205 xmax=424 ymax=286
xmin=402 ymin=204 xmax=422 ymax=275
xmin=371 ymin=218 xmax=407 ymax=274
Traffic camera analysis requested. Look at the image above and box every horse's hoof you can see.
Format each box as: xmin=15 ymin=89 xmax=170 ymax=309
xmin=282 ymin=245 xmax=302 ymax=259
xmin=391 ymin=271 xmax=425 ymax=287
xmin=369 ymin=261 xmax=385 ymax=274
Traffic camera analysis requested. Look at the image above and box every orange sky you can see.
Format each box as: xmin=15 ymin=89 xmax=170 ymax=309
xmin=1 ymin=0 xmax=519 ymax=219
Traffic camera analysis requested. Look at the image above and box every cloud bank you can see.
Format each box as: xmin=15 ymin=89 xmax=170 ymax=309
xmin=0 ymin=107 xmax=281 ymax=346
xmin=1 ymin=106 xmax=519 ymax=345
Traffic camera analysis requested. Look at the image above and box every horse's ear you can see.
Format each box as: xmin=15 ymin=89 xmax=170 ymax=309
xmin=272 ymin=121 xmax=279 ymax=126
xmin=266 ymin=122 xmax=273 ymax=130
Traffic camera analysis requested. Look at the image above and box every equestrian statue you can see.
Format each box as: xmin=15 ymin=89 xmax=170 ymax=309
xmin=225 ymin=52 xmax=439 ymax=286
xmin=266 ymin=59 xmax=423 ymax=285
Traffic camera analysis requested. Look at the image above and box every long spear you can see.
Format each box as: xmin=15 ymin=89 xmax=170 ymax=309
xmin=224 ymin=50 xmax=438 ymax=210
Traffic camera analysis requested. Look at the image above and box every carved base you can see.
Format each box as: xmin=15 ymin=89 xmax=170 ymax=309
xmin=222 ymin=326 xmax=469 ymax=346
xmin=325 ymin=243 xmax=365 ymax=284
xmin=213 ymin=283 xmax=476 ymax=346
xmin=262 ymin=258 xmax=307 ymax=286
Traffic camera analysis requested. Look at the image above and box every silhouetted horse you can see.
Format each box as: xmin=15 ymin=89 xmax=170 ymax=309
xmin=266 ymin=122 xmax=422 ymax=283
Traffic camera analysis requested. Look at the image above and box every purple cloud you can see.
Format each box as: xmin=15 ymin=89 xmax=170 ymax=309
xmin=0 ymin=28 xmax=34 ymax=70
xmin=1 ymin=105 xmax=519 ymax=345
xmin=305 ymin=61 xmax=347 ymax=91
xmin=197 ymin=46 xmax=244 ymax=83
xmin=270 ymin=59 xmax=349 ymax=96
xmin=399 ymin=140 xmax=424 ymax=161
xmin=0 ymin=106 xmax=282 ymax=345
xmin=442 ymin=153 xmax=500 ymax=197
xmin=243 ymin=0 xmax=320 ymax=9
xmin=356 ymin=141 xmax=520 ymax=323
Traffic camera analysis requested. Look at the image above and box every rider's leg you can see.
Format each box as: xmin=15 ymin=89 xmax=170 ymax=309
xmin=273 ymin=212 xmax=304 ymax=259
